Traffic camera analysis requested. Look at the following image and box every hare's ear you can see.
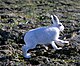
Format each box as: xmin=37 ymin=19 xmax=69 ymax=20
xmin=51 ymin=15 xmax=59 ymax=24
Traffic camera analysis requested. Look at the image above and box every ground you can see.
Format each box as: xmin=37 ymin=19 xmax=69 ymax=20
xmin=0 ymin=0 xmax=80 ymax=66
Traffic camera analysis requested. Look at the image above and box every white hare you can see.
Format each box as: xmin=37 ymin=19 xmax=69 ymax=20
xmin=22 ymin=15 xmax=69 ymax=58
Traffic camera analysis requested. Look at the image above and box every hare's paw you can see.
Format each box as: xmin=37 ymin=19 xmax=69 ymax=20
xmin=64 ymin=41 xmax=70 ymax=46
xmin=24 ymin=53 xmax=31 ymax=58
xmin=56 ymin=47 xmax=62 ymax=50
xmin=64 ymin=41 xmax=69 ymax=44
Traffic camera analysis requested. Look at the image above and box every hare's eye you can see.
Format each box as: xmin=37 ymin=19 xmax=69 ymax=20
xmin=58 ymin=24 xmax=61 ymax=26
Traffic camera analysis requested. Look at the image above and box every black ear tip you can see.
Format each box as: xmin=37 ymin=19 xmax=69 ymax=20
xmin=50 ymin=15 xmax=56 ymax=19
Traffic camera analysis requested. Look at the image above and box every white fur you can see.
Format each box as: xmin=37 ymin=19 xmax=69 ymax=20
xmin=22 ymin=15 xmax=69 ymax=58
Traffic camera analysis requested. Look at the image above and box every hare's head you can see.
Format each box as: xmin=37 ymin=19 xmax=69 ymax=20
xmin=51 ymin=15 xmax=64 ymax=31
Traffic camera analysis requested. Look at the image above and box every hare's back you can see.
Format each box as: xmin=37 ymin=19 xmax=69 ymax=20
xmin=24 ymin=27 xmax=47 ymax=41
xmin=24 ymin=27 xmax=59 ymax=44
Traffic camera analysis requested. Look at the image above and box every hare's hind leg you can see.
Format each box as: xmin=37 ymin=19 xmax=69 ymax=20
xmin=51 ymin=41 xmax=62 ymax=50
xmin=22 ymin=42 xmax=37 ymax=58
xmin=22 ymin=45 xmax=31 ymax=58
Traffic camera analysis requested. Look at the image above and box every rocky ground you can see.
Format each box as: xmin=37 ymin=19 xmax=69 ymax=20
xmin=0 ymin=0 xmax=80 ymax=66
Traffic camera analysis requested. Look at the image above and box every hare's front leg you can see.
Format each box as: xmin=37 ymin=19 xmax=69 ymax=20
xmin=55 ymin=39 xmax=69 ymax=44
xmin=51 ymin=41 xmax=62 ymax=50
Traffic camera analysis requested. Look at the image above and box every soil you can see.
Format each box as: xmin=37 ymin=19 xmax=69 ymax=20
xmin=0 ymin=0 xmax=80 ymax=66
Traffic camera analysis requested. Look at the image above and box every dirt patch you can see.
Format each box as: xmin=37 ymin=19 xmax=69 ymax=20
xmin=0 ymin=0 xmax=80 ymax=66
